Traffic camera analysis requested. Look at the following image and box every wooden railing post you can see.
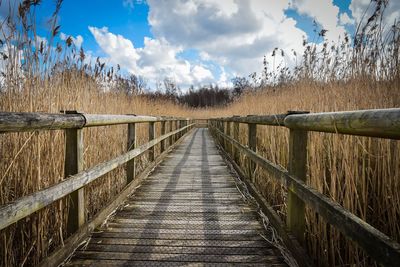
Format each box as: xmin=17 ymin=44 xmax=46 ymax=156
xmin=180 ymin=120 xmax=183 ymax=137
xmin=287 ymin=128 xmax=308 ymax=244
xmin=126 ymin=123 xmax=136 ymax=184
xmin=161 ymin=120 xmax=166 ymax=153
xmin=220 ymin=121 xmax=224 ymax=146
xmin=226 ymin=121 xmax=231 ymax=155
xmin=148 ymin=122 xmax=155 ymax=162
xmin=247 ymin=119 xmax=257 ymax=183
xmin=233 ymin=120 xmax=239 ymax=163
xmin=168 ymin=120 xmax=173 ymax=147
xmin=174 ymin=120 xmax=178 ymax=142
xmin=64 ymin=112 xmax=84 ymax=235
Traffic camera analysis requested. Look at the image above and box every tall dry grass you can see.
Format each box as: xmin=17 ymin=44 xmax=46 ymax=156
xmin=0 ymin=72 xmax=194 ymax=266
xmin=1 ymin=0 xmax=399 ymax=266
xmin=0 ymin=2 xmax=194 ymax=265
xmin=206 ymin=80 xmax=400 ymax=266
xmin=201 ymin=2 xmax=400 ymax=265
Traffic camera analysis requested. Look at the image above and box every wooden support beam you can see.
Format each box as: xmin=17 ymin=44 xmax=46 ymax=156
xmin=160 ymin=121 xmax=166 ymax=153
xmin=287 ymin=129 xmax=308 ymax=245
xmin=65 ymin=126 xmax=84 ymax=235
xmin=226 ymin=121 xmax=231 ymax=155
xmin=233 ymin=121 xmax=240 ymax=163
xmin=126 ymin=123 xmax=136 ymax=184
xmin=148 ymin=122 xmax=155 ymax=162
xmin=168 ymin=121 xmax=173 ymax=147
xmin=247 ymin=121 xmax=257 ymax=183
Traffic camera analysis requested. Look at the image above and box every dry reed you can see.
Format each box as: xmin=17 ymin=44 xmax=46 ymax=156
xmin=1 ymin=0 xmax=399 ymax=266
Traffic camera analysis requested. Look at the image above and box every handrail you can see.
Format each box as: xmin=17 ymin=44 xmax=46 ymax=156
xmin=0 ymin=111 xmax=190 ymax=132
xmin=0 ymin=111 xmax=195 ymax=254
xmin=209 ymin=108 xmax=400 ymax=267
xmin=212 ymin=108 xmax=400 ymax=139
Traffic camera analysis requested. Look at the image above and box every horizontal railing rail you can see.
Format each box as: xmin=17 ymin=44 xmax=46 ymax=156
xmin=213 ymin=108 xmax=400 ymax=139
xmin=0 ymin=111 xmax=189 ymax=132
xmin=209 ymin=108 xmax=400 ymax=267
xmin=0 ymin=111 xmax=195 ymax=265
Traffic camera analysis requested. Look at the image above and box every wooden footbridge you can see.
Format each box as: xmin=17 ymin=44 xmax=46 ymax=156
xmin=1 ymin=109 xmax=400 ymax=266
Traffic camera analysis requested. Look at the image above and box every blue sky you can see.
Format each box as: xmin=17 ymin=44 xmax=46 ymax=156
xmin=28 ymin=0 xmax=399 ymax=89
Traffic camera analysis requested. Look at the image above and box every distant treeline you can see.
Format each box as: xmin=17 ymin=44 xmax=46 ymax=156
xmin=138 ymin=77 xmax=250 ymax=108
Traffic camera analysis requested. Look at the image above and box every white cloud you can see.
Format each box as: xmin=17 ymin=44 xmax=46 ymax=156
xmin=60 ymin=32 xmax=84 ymax=48
xmin=88 ymin=26 xmax=214 ymax=87
xmin=289 ymin=0 xmax=346 ymax=40
xmin=216 ymin=67 xmax=231 ymax=88
xmin=350 ymin=0 xmax=400 ymax=27
xmin=339 ymin=12 xmax=354 ymax=25
xmin=147 ymin=0 xmax=306 ymax=78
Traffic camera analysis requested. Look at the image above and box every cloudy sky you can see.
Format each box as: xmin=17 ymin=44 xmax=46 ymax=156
xmin=28 ymin=0 xmax=400 ymax=88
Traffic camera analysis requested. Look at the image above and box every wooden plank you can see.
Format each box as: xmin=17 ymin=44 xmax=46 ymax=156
xmin=217 ymin=144 xmax=313 ymax=267
xmin=39 ymin=126 xmax=194 ymax=267
xmin=126 ymin=123 xmax=136 ymax=184
xmin=284 ymin=108 xmax=400 ymax=139
xmin=71 ymin=251 xmax=282 ymax=263
xmin=286 ymin=129 xmax=308 ymax=244
xmin=0 ymin=124 xmax=194 ymax=231
xmin=65 ymin=126 xmax=85 ymax=235
xmin=212 ymin=125 xmax=400 ymax=267
xmin=65 ymin=259 xmax=279 ymax=267
xmin=82 ymin=243 xmax=274 ymax=255
xmin=65 ymin=129 xmax=287 ymax=266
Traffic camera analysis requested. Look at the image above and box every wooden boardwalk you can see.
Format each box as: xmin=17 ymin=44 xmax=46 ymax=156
xmin=66 ymin=128 xmax=287 ymax=266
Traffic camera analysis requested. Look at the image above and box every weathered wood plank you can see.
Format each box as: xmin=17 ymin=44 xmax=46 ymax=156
xmin=216 ymin=140 xmax=313 ymax=267
xmin=65 ymin=129 xmax=287 ymax=266
xmin=71 ymin=251 xmax=283 ymax=263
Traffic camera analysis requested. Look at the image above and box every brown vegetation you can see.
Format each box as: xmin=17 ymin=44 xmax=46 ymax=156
xmin=0 ymin=0 xmax=399 ymax=266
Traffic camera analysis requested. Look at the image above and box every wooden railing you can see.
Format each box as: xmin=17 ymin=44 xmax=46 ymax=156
xmin=0 ymin=111 xmax=194 ymax=265
xmin=208 ymin=108 xmax=400 ymax=267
